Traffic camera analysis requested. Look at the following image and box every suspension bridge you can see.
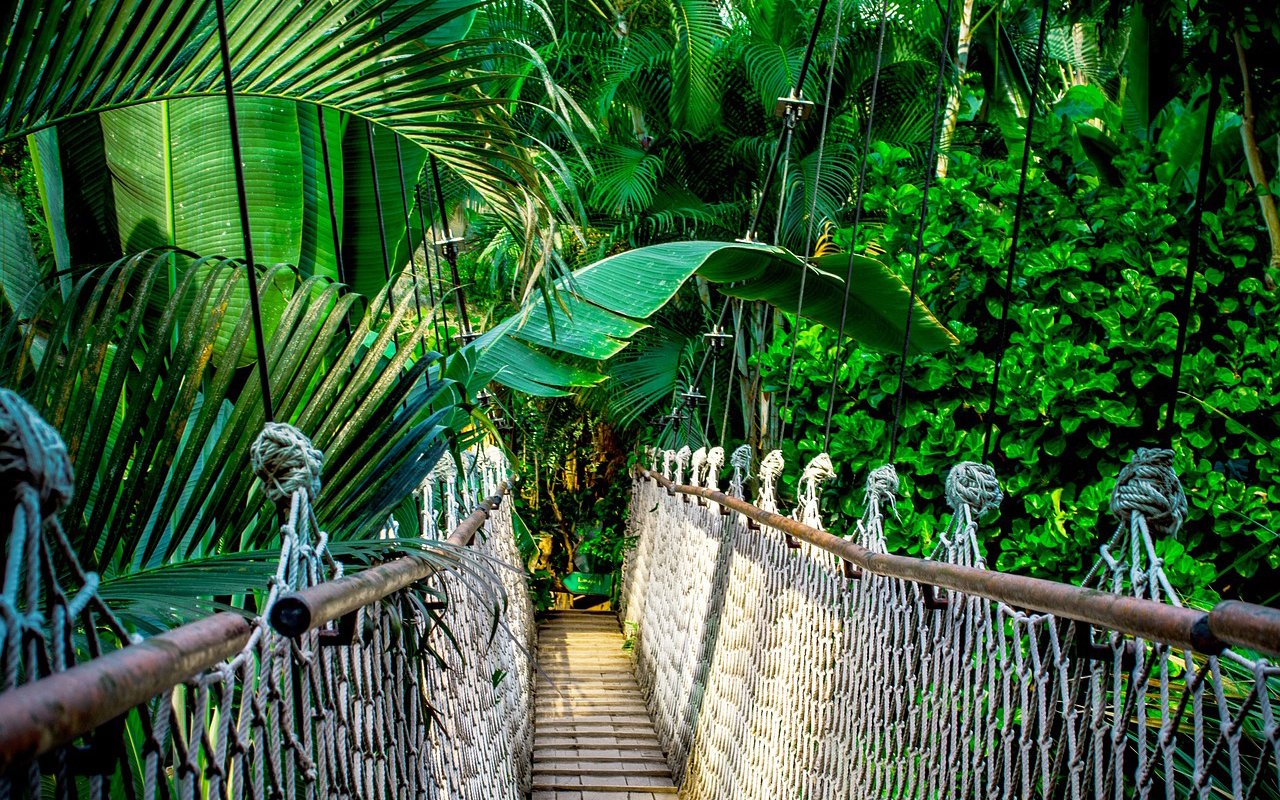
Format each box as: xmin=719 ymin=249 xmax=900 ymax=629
xmin=1 ymin=396 xmax=1278 ymax=800
xmin=1 ymin=0 xmax=1278 ymax=796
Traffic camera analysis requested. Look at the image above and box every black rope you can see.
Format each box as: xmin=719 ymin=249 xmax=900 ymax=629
xmin=314 ymin=107 xmax=348 ymax=292
xmin=743 ymin=0 xmax=831 ymax=242
xmin=884 ymin=0 xmax=957 ymax=463
xmin=656 ymin=299 xmax=734 ymax=444
xmin=313 ymin=105 xmax=353 ymax=345
xmin=779 ymin=0 xmax=846 ymax=445
xmin=1163 ymin=70 xmax=1222 ymax=447
xmin=820 ymin=0 xmax=891 ymax=450
xmin=366 ymin=121 xmax=396 ymax=316
xmin=214 ymin=0 xmax=273 ymax=423
xmin=414 ymin=182 xmax=449 ymax=356
xmin=429 ymin=154 xmax=474 ymax=338
xmin=981 ymin=0 xmax=1051 ymax=462
xmin=704 ymin=347 xmax=719 ymax=446
xmin=393 ymin=136 xmax=426 ymax=336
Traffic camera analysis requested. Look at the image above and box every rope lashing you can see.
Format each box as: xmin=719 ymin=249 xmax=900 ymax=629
xmin=691 ymin=447 xmax=707 ymax=488
xmin=729 ymin=444 xmax=752 ymax=498
xmin=944 ymin=461 xmax=1002 ymax=519
xmin=0 ymin=390 xmax=73 ymax=515
xmin=1110 ymin=448 xmax=1187 ymax=537
xmin=797 ymin=453 xmax=836 ymax=527
xmin=705 ymin=447 xmax=726 ymax=492
xmin=674 ymin=446 xmax=692 ymax=486
xmin=756 ymin=449 xmax=785 ymax=514
xmin=864 ymin=463 xmax=899 ymax=521
xmin=250 ymin=423 xmax=323 ymax=505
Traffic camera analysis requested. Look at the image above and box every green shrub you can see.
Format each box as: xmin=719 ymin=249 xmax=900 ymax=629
xmin=762 ymin=126 xmax=1278 ymax=606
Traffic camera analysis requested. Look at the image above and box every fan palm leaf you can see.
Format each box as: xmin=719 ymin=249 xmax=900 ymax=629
xmin=0 ymin=0 xmax=578 ymax=252
xmin=0 ymin=249 xmax=469 ymax=583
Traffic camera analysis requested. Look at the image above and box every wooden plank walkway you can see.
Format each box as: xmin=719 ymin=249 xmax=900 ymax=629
xmin=532 ymin=611 xmax=677 ymax=799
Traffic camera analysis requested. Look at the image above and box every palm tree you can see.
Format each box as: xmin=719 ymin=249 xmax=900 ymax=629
xmin=0 ymin=0 xmax=581 ymax=622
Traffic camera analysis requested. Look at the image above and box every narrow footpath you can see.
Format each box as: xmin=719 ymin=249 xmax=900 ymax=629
xmin=532 ymin=611 xmax=677 ymax=799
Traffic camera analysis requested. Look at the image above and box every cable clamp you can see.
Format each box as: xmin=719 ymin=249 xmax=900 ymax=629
xmin=774 ymin=95 xmax=815 ymax=121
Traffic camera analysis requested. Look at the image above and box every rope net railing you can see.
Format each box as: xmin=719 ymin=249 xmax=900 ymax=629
xmin=0 ymin=388 xmax=533 ymax=800
xmin=622 ymin=445 xmax=1280 ymax=800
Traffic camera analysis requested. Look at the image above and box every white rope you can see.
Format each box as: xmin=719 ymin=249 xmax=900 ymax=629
xmin=620 ymin=447 xmax=1279 ymax=800
xmin=1 ymin=393 xmax=533 ymax=800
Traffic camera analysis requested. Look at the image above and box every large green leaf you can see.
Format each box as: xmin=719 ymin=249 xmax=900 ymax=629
xmin=0 ymin=178 xmax=39 ymax=317
xmin=476 ymin=240 xmax=957 ymax=394
xmin=100 ymin=98 xmax=303 ymax=262
xmin=0 ymin=251 xmax=462 ymax=588
xmin=341 ymin=119 xmax=429 ymax=299
xmin=0 ymin=0 xmax=576 ymax=249
xmin=706 ymin=250 xmax=961 ymax=355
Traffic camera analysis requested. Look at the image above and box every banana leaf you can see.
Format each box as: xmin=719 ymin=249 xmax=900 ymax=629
xmin=476 ymin=240 xmax=958 ymax=394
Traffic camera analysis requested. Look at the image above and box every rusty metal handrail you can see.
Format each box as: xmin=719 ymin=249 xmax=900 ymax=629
xmin=0 ymin=482 xmax=509 ymax=773
xmin=639 ymin=468 xmax=1280 ymax=659
xmin=269 ymin=483 xmax=508 ymax=637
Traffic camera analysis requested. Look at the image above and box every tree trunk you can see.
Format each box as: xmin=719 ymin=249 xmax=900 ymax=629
xmin=937 ymin=0 xmax=977 ymax=178
xmin=1234 ymin=29 xmax=1280 ymax=290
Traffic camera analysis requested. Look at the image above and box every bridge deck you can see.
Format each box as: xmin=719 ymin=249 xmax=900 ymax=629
xmin=532 ymin=611 xmax=676 ymax=799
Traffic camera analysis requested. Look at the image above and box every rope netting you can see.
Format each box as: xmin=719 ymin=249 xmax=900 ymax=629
xmin=622 ymin=445 xmax=1280 ymax=800
xmin=0 ymin=388 xmax=533 ymax=800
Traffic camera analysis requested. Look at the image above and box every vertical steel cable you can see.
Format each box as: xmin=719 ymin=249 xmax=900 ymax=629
xmin=820 ymin=0 xmax=892 ymax=450
xmin=883 ymin=0 xmax=957 ymax=463
xmin=779 ymin=0 xmax=847 ymax=444
xmin=214 ymin=0 xmax=274 ymax=422
xmin=392 ymin=137 xmax=426 ymax=332
xmin=366 ymin=122 xmax=396 ymax=315
xmin=981 ymin=0 xmax=1052 ymax=461
xmin=414 ymin=183 xmax=449 ymax=356
xmin=1163 ymin=71 xmax=1221 ymax=447
xmin=314 ymin=107 xmax=348 ymax=291
xmin=429 ymin=154 xmax=474 ymax=338
xmin=744 ymin=0 xmax=831 ymax=242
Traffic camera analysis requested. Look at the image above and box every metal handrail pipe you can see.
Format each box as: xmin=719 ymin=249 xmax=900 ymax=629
xmin=640 ymin=468 xmax=1279 ymax=659
xmin=0 ymin=612 xmax=253 ymax=774
xmin=0 ymin=483 xmax=508 ymax=773
xmin=269 ymin=483 xmax=508 ymax=638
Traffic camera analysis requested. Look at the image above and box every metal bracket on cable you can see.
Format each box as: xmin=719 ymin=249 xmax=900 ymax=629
xmin=47 ymin=712 xmax=127 ymax=775
xmin=774 ymin=95 xmax=815 ymax=121
xmin=679 ymin=389 xmax=706 ymax=405
xmin=456 ymin=329 xmax=482 ymax=346
xmin=704 ymin=328 xmax=734 ymax=350
xmin=920 ymin=583 xmax=949 ymax=611
xmin=319 ymin=609 xmax=359 ymax=647
xmin=1072 ymin=620 xmax=1137 ymax=669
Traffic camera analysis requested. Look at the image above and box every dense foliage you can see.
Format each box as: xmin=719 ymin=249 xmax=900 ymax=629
xmin=760 ymin=117 xmax=1278 ymax=605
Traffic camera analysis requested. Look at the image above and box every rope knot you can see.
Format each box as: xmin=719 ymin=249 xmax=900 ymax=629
xmin=1110 ymin=448 xmax=1186 ymax=536
xmin=800 ymin=453 xmax=835 ymax=485
xmin=690 ymin=447 xmax=707 ymax=487
xmin=729 ymin=445 xmax=752 ymax=473
xmin=864 ymin=464 xmax=899 ymax=517
xmin=251 ymin=423 xmax=323 ymax=505
xmin=705 ymin=447 xmax=725 ymax=488
xmin=758 ymin=450 xmax=785 ymax=481
xmin=945 ymin=461 xmax=1002 ymax=518
xmin=0 ymin=389 xmax=74 ymax=515
xmin=674 ymin=446 xmax=691 ymax=482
